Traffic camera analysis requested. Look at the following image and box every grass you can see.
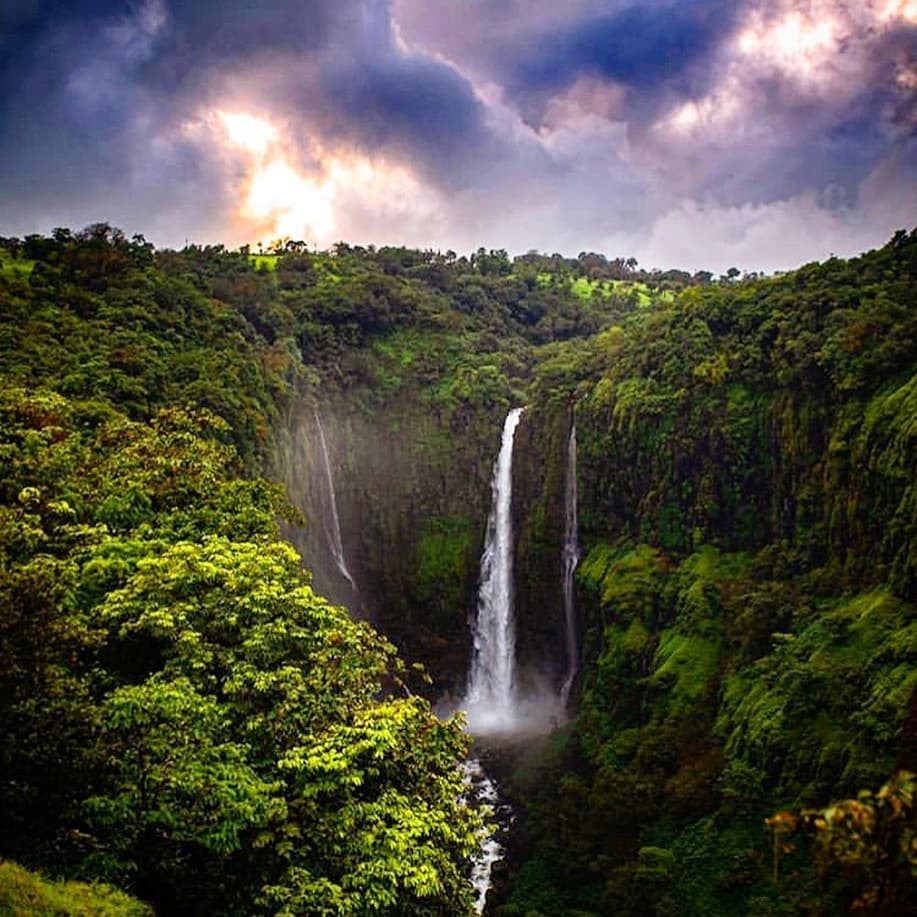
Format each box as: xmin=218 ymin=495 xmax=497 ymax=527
xmin=0 ymin=251 xmax=35 ymax=280
xmin=249 ymin=251 xmax=347 ymax=281
xmin=0 ymin=861 xmax=153 ymax=917
xmin=568 ymin=276 xmax=675 ymax=306
xmin=249 ymin=254 xmax=279 ymax=271
xmin=651 ymin=631 xmax=721 ymax=716
xmin=570 ymin=276 xmax=600 ymax=299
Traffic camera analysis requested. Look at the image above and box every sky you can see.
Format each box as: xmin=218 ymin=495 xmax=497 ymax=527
xmin=0 ymin=0 xmax=915 ymax=272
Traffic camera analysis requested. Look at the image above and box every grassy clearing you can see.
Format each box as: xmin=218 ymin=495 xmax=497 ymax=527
xmin=567 ymin=276 xmax=675 ymax=305
xmin=570 ymin=276 xmax=605 ymax=299
xmin=0 ymin=861 xmax=152 ymax=917
xmin=0 ymin=251 xmax=35 ymax=280
xmin=249 ymin=254 xmax=279 ymax=271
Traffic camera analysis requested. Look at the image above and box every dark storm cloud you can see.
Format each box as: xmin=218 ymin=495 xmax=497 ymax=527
xmin=0 ymin=0 xmax=119 ymax=48
xmin=135 ymin=0 xmax=341 ymax=95
xmin=681 ymin=83 xmax=909 ymax=209
xmin=692 ymin=17 xmax=915 ymax=207
xmin=0 ymin=1 xmax=208 ymax=240
xmin=403 ymin=0 xmax=914 ymax=206
xmin=392 ymin=0 xmax=741 ymax=120
xmin=319 ymin=53 xmax=493 ymax=186
xmin=310 ymin=2 xmax=499 ymax=187
xmin=0 ymin=5 xmax=138 ymax=200
xmin=0 ymin=0 xmax=502 ymax=238
xmin=504 ymin=0 xmax=739 ymax=116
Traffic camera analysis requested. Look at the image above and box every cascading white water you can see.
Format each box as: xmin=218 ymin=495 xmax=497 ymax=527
xmin=314 ymin=411 xmax=357 ymax=592
xmin=560 ymin=423 xmax=580 ymax=708
xmin=462 ymin=757 xmax=510 ymax=914
xmin=465 ymin=407 xmax=523 ymax=732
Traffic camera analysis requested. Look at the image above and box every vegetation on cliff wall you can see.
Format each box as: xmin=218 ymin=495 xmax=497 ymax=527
xmin=497 ymin=230 xmax=917 ymax=915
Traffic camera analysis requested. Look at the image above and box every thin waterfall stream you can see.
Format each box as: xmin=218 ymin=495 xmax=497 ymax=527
xmin=314 ymin=411 xmax=358 ymax=593
xmin=560 ymin=423 xmax=580 ymax=708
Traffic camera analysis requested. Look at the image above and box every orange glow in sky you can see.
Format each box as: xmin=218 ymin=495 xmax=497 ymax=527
xmin=217 ymin=111 xmax=279 ymax=156
xmin=214 ymin=109 xmax=435 ymax=247
xmin=246 ymin=159 xmax=336 ymax=240
xmin=879 ymin=0 xmax=917 ymax=22
xmin=736 ymin=9 xmax=840 ymax=81
xmin=217 ymin=110 xmax=323 ymax=243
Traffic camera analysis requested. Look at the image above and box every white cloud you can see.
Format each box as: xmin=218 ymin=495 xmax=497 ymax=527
xmin=631 ymin=151 xmax=916 ymax=274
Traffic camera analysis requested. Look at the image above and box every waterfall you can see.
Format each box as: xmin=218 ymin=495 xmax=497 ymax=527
xmin=560 ymin=423 xmax=580 ymax=708
xmin=465 ymin=407 xmax=523 ymax=732
xmin=314 ymin=411 xmax=357 ymax=593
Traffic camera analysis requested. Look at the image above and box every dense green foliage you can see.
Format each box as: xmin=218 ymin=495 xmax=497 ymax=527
xmin=0 ymin=227 xmax=482 ymax=915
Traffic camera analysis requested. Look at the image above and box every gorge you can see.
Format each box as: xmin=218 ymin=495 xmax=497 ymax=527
xmin=0 ymin=228 xmax=915 ymax=916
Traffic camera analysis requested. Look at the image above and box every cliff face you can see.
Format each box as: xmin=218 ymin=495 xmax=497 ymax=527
xmin=276 ymin=392 xmax=506 ymax=696
xmin=511 ymin=405 xmax=573 ymax=696
xmin=573 ymin=334 xmax=916 ymax=601
xmin=275 ymin=392 xmax=585 ymax=702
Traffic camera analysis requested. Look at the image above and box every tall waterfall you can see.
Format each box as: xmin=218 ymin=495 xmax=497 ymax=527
xmin=465 ymin=407 xmax=523 ymax=732
xmin=560 ymin=423 xmax=580 ymax=708
xmin=314 ymin=411 xmax=357 ymax=593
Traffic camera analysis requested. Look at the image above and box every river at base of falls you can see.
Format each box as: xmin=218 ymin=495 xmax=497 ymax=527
xmin=463 ymin=753 xmax=514 ymax=915
xmin=459 ymin=716 xmax=575 ymax=912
